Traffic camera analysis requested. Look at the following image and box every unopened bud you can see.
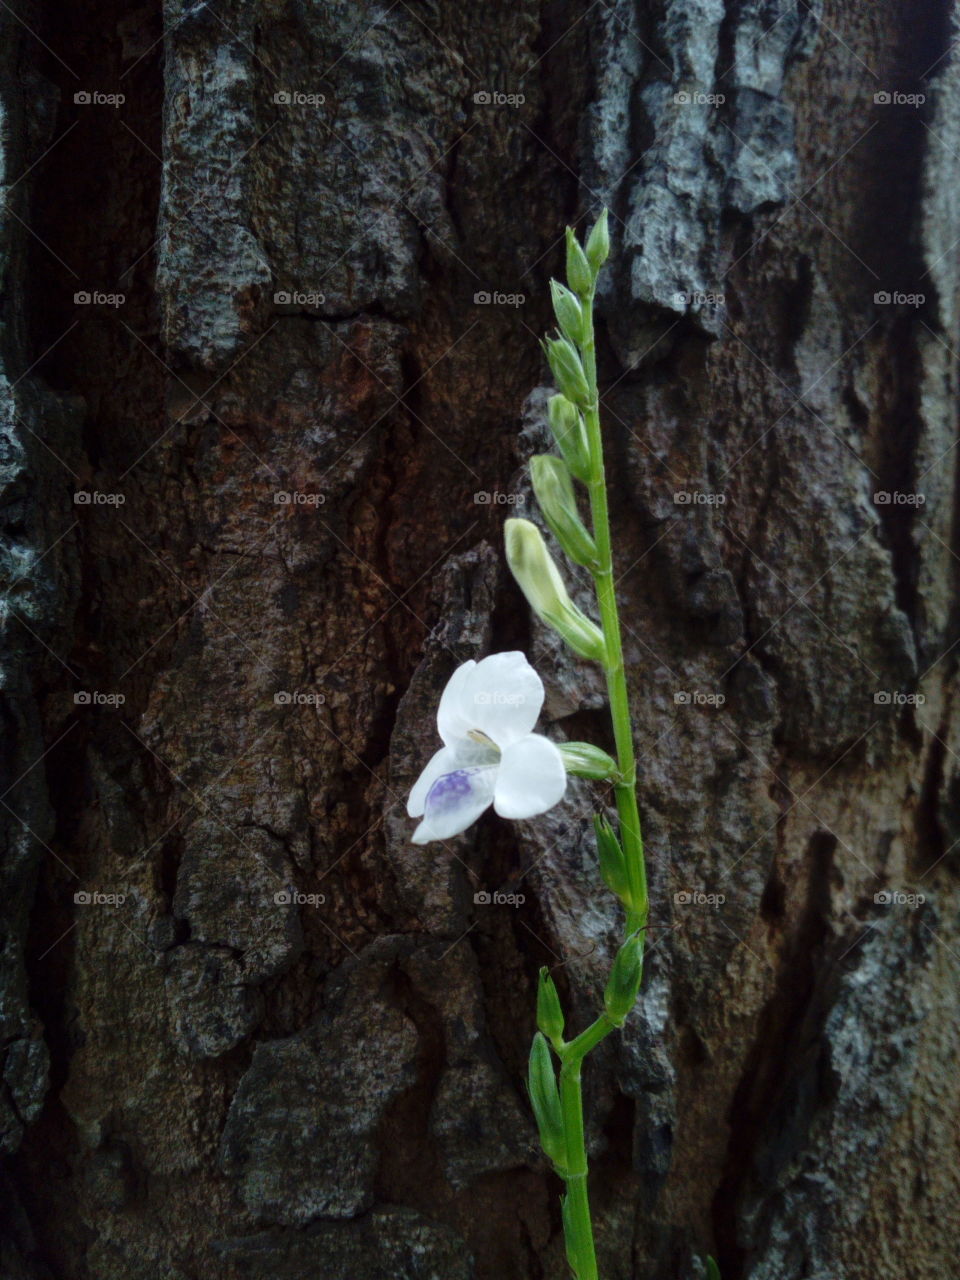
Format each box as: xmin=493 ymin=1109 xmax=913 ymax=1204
xmin=585 ymin=209 xmax=610 ymax=274
xmin=504 ymin=519 xmax=606 ymax=662
xmin=547 ymin=394 xmax=591 ymax=483
xmin=529 ymin=454 xmax=597 ymax=568
xmin=544 ymin=336 xmax=590 ymax=406
xmin=594 ymin=813 xmax=629 ymax=900
xmin=528 ymin=1031 xmax=566 ymax=1170
xmin=559 ymin=743 xmax=619 ymax=781
xmin=550 ymin=280 xmax=585 ymax=346
xmin=565 ymin=226 xmax=593 ymax=297
xmin=603 ymin=933 xmax=644 ymax=1025
xmin=536 ymin=966 xmax=565 ymax=1046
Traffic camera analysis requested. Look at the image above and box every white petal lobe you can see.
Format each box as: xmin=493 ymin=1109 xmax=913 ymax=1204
xmin=493 ymin=735 xmax=567 ymax=820
xmin=462 ymin=652 xmax=544 ymax=748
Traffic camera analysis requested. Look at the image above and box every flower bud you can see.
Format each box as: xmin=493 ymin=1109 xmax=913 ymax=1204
xmin=544 ymin=336 xmax=590 ymax=406
xmin=550 ymin=280 xmax=585 ymax=346
xmin=594 ymin=813 xmax=628 ymax=900
xmin=559 ymin=742 xmax=619 ymax=781
xmin=504 ymin=519 xmax=606 ymax=662
xmin=565 ymin=226 xmax=593 ymax=297
xmin=528 ymin=1031 xmax=566 ymax=1170
xmin=547 ymin=394 xmax=591 ymax=483
xmin=536 ymin=966 xmax=565 ymax=1046
xmin=585 ymin=208 xmax=610 ymax=274
xmin=603 ymin=932 xmax=644 ymax=1025
xmin=529 ymin=454 xmax=598 ymax=568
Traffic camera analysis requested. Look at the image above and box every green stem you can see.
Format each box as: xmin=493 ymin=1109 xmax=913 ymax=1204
xmin=560 ymin=1057 xmax=598 ymax=1280
xmin=552 ymin=277 xmax=650 ymax=1280
xmin=580 ymin=288 xmax=648 ymax=933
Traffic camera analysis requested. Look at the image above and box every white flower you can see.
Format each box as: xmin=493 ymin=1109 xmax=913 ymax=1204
xmin=407 ymin=651 xmax=567 ymax=844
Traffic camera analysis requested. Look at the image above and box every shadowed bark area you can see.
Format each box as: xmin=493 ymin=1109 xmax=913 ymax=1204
xmin=2 ymin=1 xmax=960 ymax=1277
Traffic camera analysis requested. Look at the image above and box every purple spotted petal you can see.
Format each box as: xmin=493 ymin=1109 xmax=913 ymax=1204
xmin=411 ymin=766 xmax=497 ymax=844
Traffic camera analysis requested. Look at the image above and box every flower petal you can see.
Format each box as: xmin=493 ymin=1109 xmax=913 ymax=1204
xmin=411 ymin=766 xmax=497 ymax=844
xmin=407 ymin=746 xmax=458 ymax=817
xmin=437 ymin=659 xmax=477 ymax=747
xmin=493 ymin=735 xmax=567 ymax=820
xmin=461 ymin=652 xmax=544 ymax=748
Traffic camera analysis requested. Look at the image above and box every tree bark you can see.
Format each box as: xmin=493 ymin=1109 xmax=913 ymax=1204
xmin=2 ymin=1 xmax=959 ymax=1277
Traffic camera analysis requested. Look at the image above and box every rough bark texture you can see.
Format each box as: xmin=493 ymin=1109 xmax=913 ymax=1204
xmin=2 ymin=1 xmax=959 ymax=1277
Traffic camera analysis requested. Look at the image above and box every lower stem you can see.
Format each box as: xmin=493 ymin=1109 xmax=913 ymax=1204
xmin=560 ymin=1058 xmax=598 ymax=1280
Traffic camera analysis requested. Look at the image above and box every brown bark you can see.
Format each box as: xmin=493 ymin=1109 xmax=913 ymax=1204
xmin=2 ymin=1 xmax=959 ymax=1277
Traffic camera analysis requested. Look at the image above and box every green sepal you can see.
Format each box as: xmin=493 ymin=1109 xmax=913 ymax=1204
xmin=547 ymin=394 xmax=591 ymax=483
xmin=536 ymin=966 xmax=565 ymax=1046
xmin=594 ymin=813 xmax=629 ymax=899
xmin=550 ymin=280 xmax=586 ymax=346
xmin=528 ymin=1032 xmax=567 ymax=1171
xmin=559 ymin=742 xmax=619 ymax=781
xmin=603 ymin=932 xmax=644 ymax=1025
xmin=544 ymin=336 xmax=590 ymax=406
xmin=530 ymin=454 xmax=598 ymax=569
xmin=705 ymin=1258 xmax=721 ymax=1280
xmin=541 ymin=604 xmax=606 ymax=663
xmin=565 ymin=226 xmax=593 ymax=297
xmin=585 ymin=209 xmax=610 ymax=274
